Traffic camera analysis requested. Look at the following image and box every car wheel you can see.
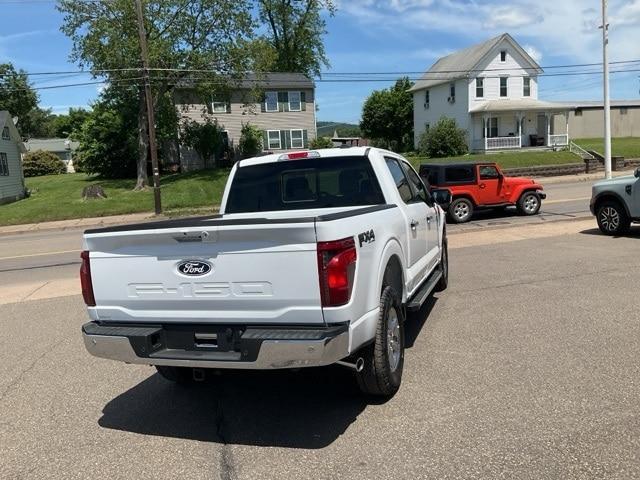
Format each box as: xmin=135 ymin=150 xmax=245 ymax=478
xmin=155 ymin=365 xmax=196 ymax=385
xmin=517 ymin=192 xmax=541 ymax=216
xmin=357 ymin=286 xmax=404 ymax=397
xmin=448 ymin=198 xmax=474 ymax=223
xmin=434 ymin=238 xmax=448 ymax=292
xmin=596 ymin=201 xmax=630 ymax=235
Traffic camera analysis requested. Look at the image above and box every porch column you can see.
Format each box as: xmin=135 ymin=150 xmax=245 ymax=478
xmin=484 ymin=114 xmax=489 ymax=150
xmin=517 ymin=112 xmax=522 ymax=148
xmin=565 ymin=111 xmax=570 ymax=144
xmin=546 ymin=112 xmax=551 ymax=146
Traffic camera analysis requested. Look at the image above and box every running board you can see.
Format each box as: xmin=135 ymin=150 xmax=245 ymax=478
xmin=406 ymin=268 xmax=442 ymax=311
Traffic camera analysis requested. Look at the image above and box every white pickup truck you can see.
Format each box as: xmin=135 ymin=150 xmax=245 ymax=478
xmin=81 ymin=147 xmax=450 ymax=396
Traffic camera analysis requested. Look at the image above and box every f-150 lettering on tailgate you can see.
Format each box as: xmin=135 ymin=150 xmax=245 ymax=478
xmin=127 ymin=282 xmax=273 ymax=298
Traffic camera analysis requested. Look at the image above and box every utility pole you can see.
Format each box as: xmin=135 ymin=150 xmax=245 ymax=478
xmin=135 ymin=0 xmax=162 ymax=214
xmin=601 ymin=0 xmax=612 ymax=179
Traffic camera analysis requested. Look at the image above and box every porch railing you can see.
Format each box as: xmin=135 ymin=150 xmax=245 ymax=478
xmin=485 ymin=136 xmax=521 ymax=150
xmin=548 ymin=134 xmax=569 ymax=147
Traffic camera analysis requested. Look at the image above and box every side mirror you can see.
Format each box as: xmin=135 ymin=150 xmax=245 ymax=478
xmin=635 ymin=167 xmax=640 ymax=179
xmin=432 ymin=189 xmax=452 ymax=207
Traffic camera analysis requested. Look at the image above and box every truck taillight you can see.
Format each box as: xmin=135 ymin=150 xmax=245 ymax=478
xmin=80 ymin=250 xmax=96 ymax=307
xmin=317 ymin=237 xmax=357 ymax=307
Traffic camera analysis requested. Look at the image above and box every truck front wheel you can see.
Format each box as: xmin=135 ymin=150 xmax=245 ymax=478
xmin=357 ymin=286 xmax=404 ymax=397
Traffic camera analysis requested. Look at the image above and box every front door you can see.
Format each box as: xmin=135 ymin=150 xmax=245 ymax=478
xmin=631 ymin=176 xmax=640 ymax=218
xmin=537 ymin=115 xmax=547 ymax=146
xmin=476 ymin=165 xmax=506 ymax=204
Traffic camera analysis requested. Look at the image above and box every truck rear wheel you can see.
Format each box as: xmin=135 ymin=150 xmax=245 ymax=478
xmin=448 ymin=198 xmax=473 ymax=223
xmin=155 ymin=365 xmax=196 ymax=385
xmin=356 ymin=286 xmax=404 ymax=397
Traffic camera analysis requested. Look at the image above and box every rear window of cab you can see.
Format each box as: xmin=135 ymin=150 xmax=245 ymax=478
xmin=225 ymin=156 xmax=386 ymax=213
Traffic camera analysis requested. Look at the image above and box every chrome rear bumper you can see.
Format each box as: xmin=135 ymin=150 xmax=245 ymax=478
xmin=82 ymin=322 xmax=350 ymax=370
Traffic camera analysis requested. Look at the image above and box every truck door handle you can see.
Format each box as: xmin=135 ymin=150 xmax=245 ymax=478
xmin=410 ymin=220 xmax=419 ymax=229
xmin=479 ymin=183 xmax=486 ymax=189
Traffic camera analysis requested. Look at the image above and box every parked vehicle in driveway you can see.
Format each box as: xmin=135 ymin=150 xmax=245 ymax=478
xmin=80 ymin=147 xmax=450 ymax=397
xmin=419 ymin=162 xmax=546 ymax=223
xmin=590 ymin=167 xmax=640 ymax=235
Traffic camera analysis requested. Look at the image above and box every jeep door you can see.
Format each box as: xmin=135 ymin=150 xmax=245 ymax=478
xmin=475 ymin=164 xmax=506 ymax=204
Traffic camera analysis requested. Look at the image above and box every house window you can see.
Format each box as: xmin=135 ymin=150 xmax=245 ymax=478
xmin=288 ymin=91 xmax=301 ymax=111
xmin=265 ymin=91 xmax=278 ymax=112
xmin=523 ymin=77 xmax=531 ymax=97
xmin=500 ymin=50 xmax=507 ymax=62
xmin=0 ymin=153 xmax=8 ymax=176
xmin=449 ymin=83 xmax=456 ymax=102
xmin=425 ymin=123 xmax=430 ymax=133
xmin=267 ymin=130 xmax=281 ymax=149
xmin=484 ymin=118 xmax=499 ymax=138
xmin=212 ymin=101 xmax=228 ymax=113
xmin=425 ymin=90 xmax=430 ymax=108
xmin=575 ymin=109 xmax=583 ymax=117
xmin=1 ymin=127 xmax=9 ymax=140
xmin=290 ymin=129 xmax=304 ymax=148
xmin=476 ymin=78 xmax=484 ymax=98
xmin=500 ymin=77 xmax=508 ymax=97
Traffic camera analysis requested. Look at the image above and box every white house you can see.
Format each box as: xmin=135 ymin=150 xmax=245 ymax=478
xmin=0 ymin=111 xmax=27 ymax=205
xmin=409 ymin=33 xmax=571 ymax=151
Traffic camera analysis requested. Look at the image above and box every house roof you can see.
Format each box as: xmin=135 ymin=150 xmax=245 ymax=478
xmin=24 ymin=138 xmax=79 ymax=153
xmin=177 ymin=72 xmax=314 ymax=90
xmin=568 ymin=100 xmax=640 ymax=109
xmin=0 ymin=111 xmax=26 ymax=153
xmin=469 ymin=99 xmax=572 ymax=113
xmin=408 ymin=33 xmax=543 ymax=92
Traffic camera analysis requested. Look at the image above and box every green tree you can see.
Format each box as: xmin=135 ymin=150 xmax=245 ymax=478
xmin=58 ymin=0 xmax=254 ymax=189
xmin=180 ymin=117 xmax=224 ymax=168
xmin=418 ymin=117 xmax=468 ymax=158
xmin=0 ymin=63 xmax=38 ymax=135
xmin=239 ymin=123 xmax=263 ymax=158
xmin=257 ymin=0 xmax=335 ymax=77
xmin=53 ymin=107 xmax=91 ymax=138
xmin=360 ymin=77 xmax=414 ymax=152
xmin=19 ymin=107 xmax=57 ymax=138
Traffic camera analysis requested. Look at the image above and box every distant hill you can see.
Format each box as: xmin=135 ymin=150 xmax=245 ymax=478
xmin=317 ymin=121 xmax=361 ymax=138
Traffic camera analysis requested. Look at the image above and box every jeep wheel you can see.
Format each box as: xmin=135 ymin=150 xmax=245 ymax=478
xmin=517 ymin=192 xmax=541 ymax=216
xmin=155 ymin=366 xmax=196 ymax=385
xmin=596 ymin=201 xmax=630 ymax=235
xmin=434 ymin=238 xmax=448 ymax=292
xmin=357 ymin=286 xmax=404 ymax=397
xmin=448 ymin=198 xmax=474 ymax=223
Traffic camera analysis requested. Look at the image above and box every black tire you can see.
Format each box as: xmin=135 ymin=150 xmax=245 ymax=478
xmin=435 ymin=238 xmax=448 ymax=292
xmin=516 ymin=191 xmax=541 ymax=216
xmin=448 ymin=198 xmax=474 ymax=223
xmin=357 ymin=286 xmax=404 ymax=397
xmin=155 ymin=365 xmax=196 ymax=385
xmin=596 ymin=200 xmax=630 ymax=235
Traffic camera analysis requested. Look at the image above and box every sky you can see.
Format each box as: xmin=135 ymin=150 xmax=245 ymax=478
xmin=1 ymin=0 xmax=640 ymax=124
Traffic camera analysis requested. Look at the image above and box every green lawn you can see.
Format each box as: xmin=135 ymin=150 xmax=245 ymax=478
xmin=574 ymin=137 xmax=640 ymax=159
xmin=405 ymin=149 xmax=580 ymax=171
xmin=0 ymin=169 xmax=230 ymax=226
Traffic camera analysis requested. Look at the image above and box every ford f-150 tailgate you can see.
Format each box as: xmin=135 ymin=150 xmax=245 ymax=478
xmin=83 ymin=217 xmax=324 ymax=325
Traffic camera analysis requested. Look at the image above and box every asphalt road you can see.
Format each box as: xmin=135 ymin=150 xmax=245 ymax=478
xmin=1 ymin=220 xmax=640 ymax=479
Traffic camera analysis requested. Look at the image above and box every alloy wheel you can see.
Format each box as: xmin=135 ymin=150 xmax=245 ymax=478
xmin=599 ymin=206 xmax=620 ymax=232
xmin=386 ymin=307 xmax=401 ymax=372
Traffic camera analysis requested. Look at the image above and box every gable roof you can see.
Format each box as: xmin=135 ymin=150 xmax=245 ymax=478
xmin=0 ymin=111 xmax=26 ymax=153
xmin=24 ymin=138 xmax=80 ymax=153
xmin=408 ymin=33 xmax=543 ymax=92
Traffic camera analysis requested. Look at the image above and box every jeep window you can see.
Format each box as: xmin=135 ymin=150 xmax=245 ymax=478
xmin=226 ymin=156 xmax=385 ymax=213
xmin=444 ymin=165 xmax=475 ymax=183
xmin=419 ymin=166 xmax=438 ymax=187
xmin=385 ymin=157 xmax=413 ymax=204
xmin=479 ymin=165 xmax=500 ymax=180
xmin=401 ymin=161 xmax=429 ymax=203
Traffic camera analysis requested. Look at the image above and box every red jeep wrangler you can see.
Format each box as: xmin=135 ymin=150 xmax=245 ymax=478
xmin=419 ymin=162 xmax=546 ymax=223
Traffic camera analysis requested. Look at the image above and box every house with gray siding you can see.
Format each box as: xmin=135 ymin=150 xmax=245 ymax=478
xmin=175 ymin=73 xmax=316 ymax=170
xmin=0 ymin=111 xmax=27 ymax=205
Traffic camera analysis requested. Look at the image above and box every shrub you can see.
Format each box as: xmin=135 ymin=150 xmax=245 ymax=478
xmin=418 ymin=117 xmax=468 ymax=158
xmin=239 ymin=123 xmax=263 ymax=158
xmin=181 ymin=117 xmax=224 ymax=168
xmin=22 ymin=150 xmax=66 ymax=177
xmin=310 ymin=136 xmax=333 ymax=149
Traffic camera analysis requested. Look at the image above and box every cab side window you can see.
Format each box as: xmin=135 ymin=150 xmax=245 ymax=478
xmin=401 ymin=161 xmax=430 ymax=204
xmin=479 ymin=165 xmax=500 ymax=180
xmin=385 ymin=157 xmax=413 ymax=204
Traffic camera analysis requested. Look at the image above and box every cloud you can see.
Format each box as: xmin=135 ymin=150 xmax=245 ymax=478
xmin=524 ymin=45 xmax=542 ymax=63
xmin=611 ymin=0 xmax=640 ymax=27
xmin=483 ymin=6 xmax=537 ymax=29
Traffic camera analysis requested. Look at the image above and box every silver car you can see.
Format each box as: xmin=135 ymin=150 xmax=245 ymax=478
xmin=590 ymin=167 xmax=640 ymax=235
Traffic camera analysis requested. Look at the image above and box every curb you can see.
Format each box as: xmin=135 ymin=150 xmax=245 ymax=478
xmin=448 ymin=212 xmax=593 ymax=236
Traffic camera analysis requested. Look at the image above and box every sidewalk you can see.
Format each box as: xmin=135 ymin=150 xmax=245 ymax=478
xmin=534 ymin=168 xmax=635 ymax=185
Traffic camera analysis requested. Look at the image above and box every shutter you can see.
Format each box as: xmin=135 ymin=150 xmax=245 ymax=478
xmin=303 ymin=130 xmax=309 ymax=148
xmin=300 ymin=91 xmax=306 ymax=111
xmin=226 ymin=101 xmax=231 ymax=113
xmin=280 ymin=130 xmax=287 ymax=149
xmin=260 ymin=95 xmax=266 ymax=113
xmin=284 ymin=130 xmax=292 ymax=150
xmin=278 ymin=92 xmax=289 ymax=112
xmin=262 ymin=130 xmax=268 ymax=150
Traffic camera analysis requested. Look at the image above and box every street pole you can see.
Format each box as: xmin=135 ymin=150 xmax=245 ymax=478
xmin=135 ymin=0 xmax=162 ymax=214
xmin=601 ymin=0 xmax=612 ymax=179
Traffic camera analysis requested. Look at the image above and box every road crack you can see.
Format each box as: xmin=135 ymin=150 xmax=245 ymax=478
xmin=214 ymin=395 xmax=237 ymax=480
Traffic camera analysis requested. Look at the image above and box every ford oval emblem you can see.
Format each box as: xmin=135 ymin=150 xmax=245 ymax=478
xmin=177 ymin=260 xmax=212 ymax=276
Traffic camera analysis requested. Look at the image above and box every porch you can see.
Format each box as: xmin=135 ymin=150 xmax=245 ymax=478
xmin=469 ymin=100 xmax=571 ymax=152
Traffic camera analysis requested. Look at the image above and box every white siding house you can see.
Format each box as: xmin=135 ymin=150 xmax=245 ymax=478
xmin=410 ymin=33 xmax=571 ymax=151
xmin=0 ymin=111 xmax=26 ymax=205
